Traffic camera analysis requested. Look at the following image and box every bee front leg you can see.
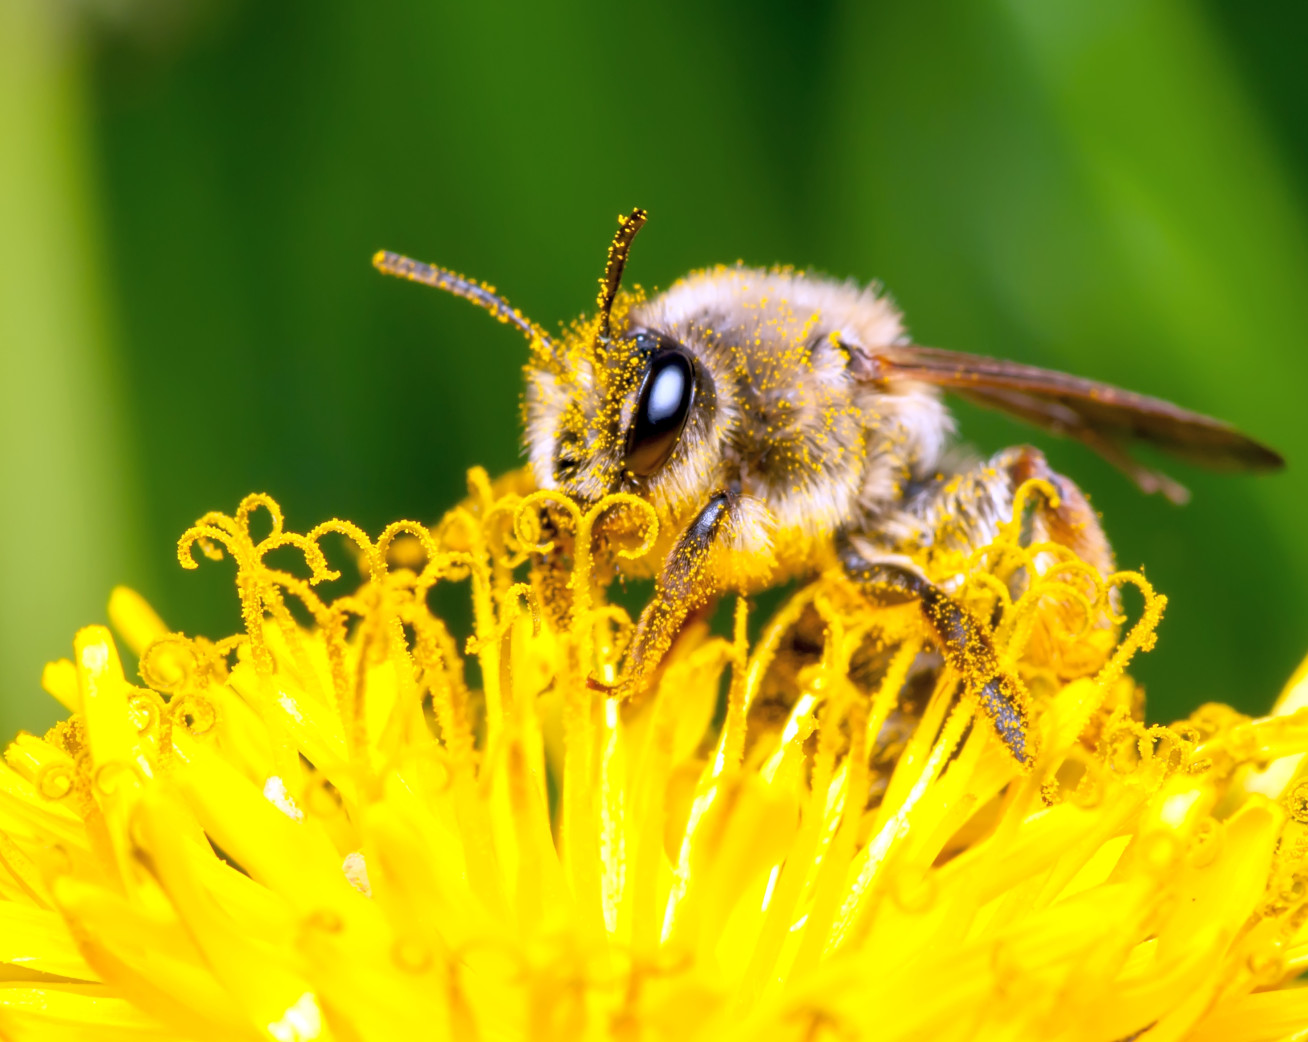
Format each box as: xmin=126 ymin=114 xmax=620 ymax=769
xmin=839 ymin=549 xmax=1034 ymax=766
xmin=620 ymin=491 xmax=734 ymax=699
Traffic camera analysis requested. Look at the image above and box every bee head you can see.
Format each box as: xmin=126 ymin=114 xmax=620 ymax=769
xmin=374 ymin=210 xmax=724 ymax=518
xmin=522 ymin=212 xmax=726 ymax=518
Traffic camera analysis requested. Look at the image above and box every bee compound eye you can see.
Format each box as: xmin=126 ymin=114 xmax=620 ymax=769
xmin=625 ymin=349 xmax=696 ymax=478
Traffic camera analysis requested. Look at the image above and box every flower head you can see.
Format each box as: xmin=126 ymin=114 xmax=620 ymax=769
xmin=2 ymin=469 xmax=1307 ymax=1041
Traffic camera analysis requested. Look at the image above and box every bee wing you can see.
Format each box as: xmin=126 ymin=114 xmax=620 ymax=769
xmin=860 ymin=344 xmax=1283 ymax=504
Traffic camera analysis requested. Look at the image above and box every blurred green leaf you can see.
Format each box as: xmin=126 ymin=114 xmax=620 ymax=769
xmin=0 ymin=0 xmax=142 ymax=737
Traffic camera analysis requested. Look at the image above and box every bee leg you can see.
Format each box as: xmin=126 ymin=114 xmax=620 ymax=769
xmin=998 ymin=446 xmax=1114 ymax=576
xmin=524 ymin=506 xmax=579 ymax=634
xmin=620 ymin=491 xmax=734 ymax=700
xmin=838 ymin=549 xmax=1034 ymax=767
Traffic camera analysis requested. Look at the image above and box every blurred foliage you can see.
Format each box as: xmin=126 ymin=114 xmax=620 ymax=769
xmin=3 ymin=0 xmax=1306 ymax=735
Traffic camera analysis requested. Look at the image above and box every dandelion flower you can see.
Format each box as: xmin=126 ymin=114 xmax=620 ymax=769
xmin=2 ymin=469 xmax=1306 ymax=1041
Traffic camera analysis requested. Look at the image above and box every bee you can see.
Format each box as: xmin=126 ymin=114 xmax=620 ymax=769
xmin=375 ymin=209 xmax=1282 ymax=767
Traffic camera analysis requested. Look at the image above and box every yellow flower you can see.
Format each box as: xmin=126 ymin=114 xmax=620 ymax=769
xmin=2 ymin=468 xmax=1307 ymax=1041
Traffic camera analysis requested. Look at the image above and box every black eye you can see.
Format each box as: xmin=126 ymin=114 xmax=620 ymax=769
xmin=625 ymin=347 xmax=696 ymax=477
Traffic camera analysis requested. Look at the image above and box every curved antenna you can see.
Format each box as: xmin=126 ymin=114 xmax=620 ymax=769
xmin=595 ymin=208 xmax=648 ymax=346
xmin=372 ymin=250 xmax=556 ymax=353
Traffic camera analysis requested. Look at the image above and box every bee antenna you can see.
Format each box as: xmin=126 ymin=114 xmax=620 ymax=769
xmin=372 ymin=250 xmax=557 ymax=355
xmin=595 ymin=208 xmax=648 ymax=345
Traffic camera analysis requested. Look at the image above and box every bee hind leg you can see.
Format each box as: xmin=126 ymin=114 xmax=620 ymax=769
xmin=838 ymin=550 xmax=1034 ymax=767
xmin=998 ymin=445 xmax=1114 ymax=577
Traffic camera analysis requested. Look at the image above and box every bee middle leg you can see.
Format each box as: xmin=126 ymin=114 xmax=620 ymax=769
xmin=839 ymin=549 xmax=1034 ymax=766
xmin=835 ymin=445 xmax=1120 ymax=766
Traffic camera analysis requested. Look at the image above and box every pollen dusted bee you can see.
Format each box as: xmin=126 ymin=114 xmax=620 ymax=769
xmin=375 ymin=209 xmax=1282 ymax=767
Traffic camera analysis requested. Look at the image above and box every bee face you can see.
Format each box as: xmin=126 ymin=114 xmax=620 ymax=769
xmin=523 ymin=312 xmax=731 ymax=521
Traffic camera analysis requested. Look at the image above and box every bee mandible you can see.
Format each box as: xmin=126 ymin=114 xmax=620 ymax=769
xmin=375 ymin=209 xmax=1282 ymax=767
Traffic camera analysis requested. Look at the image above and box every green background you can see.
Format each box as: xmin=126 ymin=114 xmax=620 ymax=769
xmin=3 ymin=0 xmax=1306 ymax=735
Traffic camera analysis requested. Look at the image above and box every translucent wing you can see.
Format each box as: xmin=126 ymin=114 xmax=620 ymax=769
xmin=858 ymin=344 xmax=1283 ymax=504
